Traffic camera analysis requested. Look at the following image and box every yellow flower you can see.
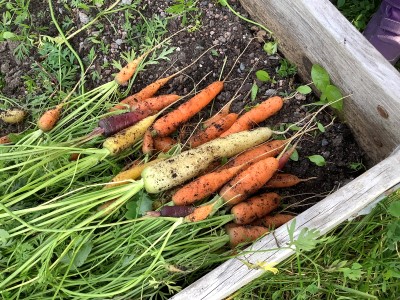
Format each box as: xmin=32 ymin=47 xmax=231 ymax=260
xmin=257 ymin=261 xmax=279 ymax=274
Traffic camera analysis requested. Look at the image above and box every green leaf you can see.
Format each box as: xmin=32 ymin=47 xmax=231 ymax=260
xmin=125 ymin=209 xmax=138 ymax=220
xmin=126 ymin=190 xmax=153 ymax=219
xmin=0 ymin=229 xmax=10 ymax=244
xmin=325 ymin=85 xmax=343 ymax=111
xmin=308 ymin=155 xmax=326 ymax=167
xmin=290 ymin=149 xmax=299 ymax=161
xmin=2 ymin=31 xmax=15 ymax=39
xmin=342 ymin=263 xmax=363 ymax=280
xmin=73 ymin=242 xmax=93 ymax=268
xmin=251 ymin=82 xmax=258 ymax=101
xmin=256 ymin=70 xmax=271 ymax=82
xmin=311 ymin=64 xmax=330 ymax=93
xmin=211 ymin=49 xmax=219 ymax=57
xmin=218 ymin=0 xmax=228 ymax=6
xmin=388 ymin=201 xmax=400 ymax=218
xmin=292 ymin=227 xmax=321 ymax=251
xmin=317 ymin=122 xmax=325 ymax=133
xmin=263 ymin=41 xmax=278 ymax=55
xmin=337 ymin=0 xmax=346 ymax=8
xmin=296 ymin=85 xmax=312 ymax=95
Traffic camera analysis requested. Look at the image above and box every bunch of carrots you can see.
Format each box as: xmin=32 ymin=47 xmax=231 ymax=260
xmin=1 ymin=37 xmax=313 ymax=251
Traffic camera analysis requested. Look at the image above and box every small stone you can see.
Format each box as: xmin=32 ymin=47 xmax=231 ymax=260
xmin=115 ymin=39 xmax=123 ymax=46
xmin=321 ymin=139 xmax=329 ymax=147
xmin=1 ymin=61 xmax=9 ymax=74
xmin=0 ymin=42 xmax=7 ymax=53
xmin=121 ymin=0 xmax=132 ymax=4
xmin=78 ymin=12 xmax=90 ymax=24
xmin=265 ymin=89 xmax=277 ymax=96
xmin=218 ymin=36 xmax=226 ymax=43
xmin=239 ymin=62 xmax=245 ymax=71
xmin=210 ymin=30 xmax=215 ymax=36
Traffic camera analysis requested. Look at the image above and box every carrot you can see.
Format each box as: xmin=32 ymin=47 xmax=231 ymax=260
xmin=114 ymin=48 xmax=153 ymax=86
xmin=265 ymin=173 xmax=315 ymax=188
xmin=172 ymin=165 xmax=244 ymax=206
xmin=111 ymin=84 xmax=177 ymax=111
xmin=69 ymin=153 xmax=81 ymax=161
xmin=225 ymin=223 xmax=269 ymax=248
xmin=142 ymin=129 xmax=154 ymax=155
xmin=202 ymin=98 xmax=234 ymax=128
xmin=278 ymin=143 xmax=297 ymax=170
xmin=184 ymin=202 xmax=219 ymax=222
xmin=188 ymin=113 xmax=239 ymax=148
xmin=160 ymin=205 xmax=195 ymax=217
xmin=251 ymin=214 xmax=294 ymax=228
xmin=231 ymin=192 xmax=281 ymax=225
xmin=37 ymin=104 xmax=63 ymax=132
xmin=219 ymin=157 xmax=279 ymax=205
xmin=99 ymin=108 xmax=154 ymax=137
xmin=220 ymin=96 xmax=284 ymax=137
xmin=102 ymin=114 xmax=158 ymax=155
xmin=152 ymin=81 xmax=224 ymax=137
xmin=131 ymin=94 xmax=181 ymax=112
xmin=105 ymin=157 xmax=164 ymax=188
xmin=0 ymin=135 xmax=11 ymax=144
xmin=222 ymin=139 xmax=287 ymax=169
xmin=153 ymin=136 xmax=176 ymax=153
xmin=0 ymin=108 xmax=26 ymax=124
xmin=142 ymin=127 xmax=272 ymax=194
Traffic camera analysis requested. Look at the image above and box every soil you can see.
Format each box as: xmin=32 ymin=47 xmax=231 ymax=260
xmin=0 ymin=0 xmax=365 ymax=213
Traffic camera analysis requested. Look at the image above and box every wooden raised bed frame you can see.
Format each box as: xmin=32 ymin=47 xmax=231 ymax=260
xmin=172 ymin=0 xmax=400 ymax=299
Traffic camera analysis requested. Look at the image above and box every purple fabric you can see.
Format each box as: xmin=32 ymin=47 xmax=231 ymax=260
xmin=363 ymin=0 xmax=400 ymax=64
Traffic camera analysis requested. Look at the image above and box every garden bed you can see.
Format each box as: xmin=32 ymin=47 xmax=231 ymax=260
xmin=1 ymin=0 xmax=399 ymax=299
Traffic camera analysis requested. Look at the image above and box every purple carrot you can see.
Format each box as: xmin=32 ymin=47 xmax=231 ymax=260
xmin=278 ymin=143 xmax=297 ymax=170
xmin=99 ymin=109 xmax=154 ymax=137
xmin=160 ymin=205 xmax=195 ymax=217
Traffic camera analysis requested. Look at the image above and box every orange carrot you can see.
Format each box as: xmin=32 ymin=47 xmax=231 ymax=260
xmin=131 ymin=94 xmax=181 ymax=112
xmin=153 ymin=136 xmax=176 ymax=153
xmin=0 ymin=135 xmax=11 ymax=144
xmin=111 ymin=76 xmax=175 ymax=111
xmin=202 ymin=98 xmax=234 ymax=128
xmin=222 ymin=139 xmax=287 ymax=169
xmin=225 ymin=223 xmax=269 ymax=248
xmin=114 ymin=50 xmax=151 ymax=86
xmin=152 ymin=81 xmax=224 ymax=137
xmin=184 ymin=203 xmax=216 ymax=222
xmin=265 ymin=173 xmax=315 ymax=188
xmin=189 ymin=113 xmax=239 ymax=148
xmin=231 ymin=192 xmax=281 ymax=225
xmin=219 ymin=157 xmax=279 ymax=205
xmin=251 ymin=214 xmax=294 ymax=228
xmin=142 ymin=129 xmax=154 ymax=155
xmin=220 ymin=96 xmax=284 ymax=137
xmin=172 ymin=165 xmax=244 ymax=206
xmin=37 ymin=104 xmax=63 ymax=132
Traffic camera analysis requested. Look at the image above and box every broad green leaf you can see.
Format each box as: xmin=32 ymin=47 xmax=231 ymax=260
xmin=125 ymin=209 xmax=138 ymax=220
xmin=256 ymin=70 xmax=271 ymax=82
xmin=73 ymin=242 xmax=93 ymax=268
xmin=296 ymin=85 xmax=312 ymax=95
xmin=337 ymin=0 xmax=346 ymax=8
xmin=290 ymin=149 xmax=299 ymax=161
xmin=136 ymin=192 xmax=153 ymax=216
xmin=317 ymin=122 xmax=325 ymax=132
xmin=0 ymin=229 xmax=10 ymax=244
xmin=2 ymin=31 xmax=15 ymax=39
xmin=251 ymin=82 xmax=258 ymax=101
xmin=263 ymin=41 xmax=278 ymax=55
xmin=311 ymin=64 xmax=330 ymax=92
xmin=308 ymin=155 xmax=326 ymax=167
xmin=388 ymin=201 xmax=400 ymax=218
xmin=325 ymin=85 xmax=343 ymax=111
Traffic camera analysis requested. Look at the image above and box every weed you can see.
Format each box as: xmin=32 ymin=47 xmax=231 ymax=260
xmin=277 ymin=58 xmax=297 ymax=77
xmin=336 ymin=0 xmax=380 ymax=31
xmin=166 ymin=0 xmax=202 ymax=28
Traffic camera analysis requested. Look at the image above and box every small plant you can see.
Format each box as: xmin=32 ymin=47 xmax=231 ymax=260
xmin=311 ymin=64 xmax=344 ymax=111
xmin=348 ymin=160 xmax=366 ymax=171
xmin=307 ymin=154 xmax=326 ymax=167
xmin=277 ymin=59 xmax=297 ymax=77
xmin=166 ymin=0 xmax=202 ymax=28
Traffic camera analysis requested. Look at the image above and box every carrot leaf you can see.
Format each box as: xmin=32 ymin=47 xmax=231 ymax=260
xmin=125 ymin=190 xmax=153 ymax=219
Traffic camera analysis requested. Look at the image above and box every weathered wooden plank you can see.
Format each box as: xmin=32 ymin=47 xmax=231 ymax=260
xmin=172 ymin=149 xmax=400 ymax=299
xmin=239 ymin=0 xmax=400 ymax=165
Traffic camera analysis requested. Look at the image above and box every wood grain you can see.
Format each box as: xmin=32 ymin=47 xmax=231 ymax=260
xmin=239 ymin=0 xmax=400 ymax=165
xmin=172 ymin=148 xmax=400 ymax=300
